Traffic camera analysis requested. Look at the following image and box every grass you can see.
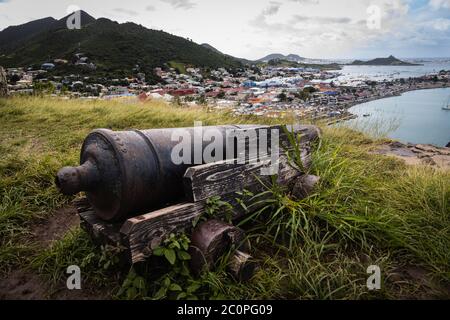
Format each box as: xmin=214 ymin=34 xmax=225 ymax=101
xmin=168 ymin=61 xmax=187 ymax=74
xmin=0 ymin=96 xmax=449 ymax=299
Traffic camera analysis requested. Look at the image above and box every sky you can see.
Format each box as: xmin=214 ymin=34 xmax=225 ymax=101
xmin=0 ymin=0 xmax=449 ymax=60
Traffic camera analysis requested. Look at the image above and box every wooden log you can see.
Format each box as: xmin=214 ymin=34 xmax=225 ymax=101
xmin=183 ymin=125 xmax=319 ymax=203
xmin=79 ymin=210 xmax=123 ymax=246
xmin=227 ymin=251 xmax=257 ymax=282
xmin=121 ymin=150 xmax=311 ymax=263
xmin=189 ymin=220 xmax=248 ymax=274
xmin=291 ymin=174 xmax=321 ymax=200
xmin=120 ymin=202 xmax=203 ymax=263
xmin=120 ymin=182 xmax=278 ymax=264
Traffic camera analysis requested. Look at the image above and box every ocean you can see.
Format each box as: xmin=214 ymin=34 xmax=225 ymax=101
xmin=335 ymin=58 xmax=450 ymax=82
xmin=345 ymin=87 xmax=450 ymax=147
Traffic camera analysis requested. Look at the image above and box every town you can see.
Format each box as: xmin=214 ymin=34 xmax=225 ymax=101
xmin=4 ymin=53 xmax=450 ymax=122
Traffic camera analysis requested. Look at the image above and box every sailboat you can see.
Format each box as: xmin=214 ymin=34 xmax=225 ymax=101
xmin=443 ymin=96 xmax=450 ymax=111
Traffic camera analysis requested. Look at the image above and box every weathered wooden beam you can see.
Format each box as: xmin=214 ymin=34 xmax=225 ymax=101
xmin=120 ymin=202 xmax=205 ymax=263
xmin=79 ymin=210 xmax=123 ymax=246
xmin=120 ymin=183 xmax=274 ymax=264
xmin=184 ymin=152 xmax=309 ymax=203
xmin=120 ymin=152 xmax=310 ymax=263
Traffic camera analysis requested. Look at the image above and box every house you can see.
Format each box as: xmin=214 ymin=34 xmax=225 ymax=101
xmin=41 ymin=63 xmax=55 ymax=70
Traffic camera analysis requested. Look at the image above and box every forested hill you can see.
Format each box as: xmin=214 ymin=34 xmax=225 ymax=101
xmin=0 ymin=11 xmax=242 ymax=79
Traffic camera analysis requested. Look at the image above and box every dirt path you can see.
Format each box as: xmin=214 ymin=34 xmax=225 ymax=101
xmin=0 ymin=205 xmax=110 ymax=300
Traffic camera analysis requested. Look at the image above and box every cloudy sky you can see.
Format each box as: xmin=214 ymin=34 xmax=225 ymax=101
xmin=0 ymin=0 xmax=449 ymax=59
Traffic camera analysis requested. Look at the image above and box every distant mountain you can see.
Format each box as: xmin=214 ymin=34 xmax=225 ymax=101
xmin=258 ymin=53 xmax=305 ymax=63
xmin=286 ymin=54 xmax=304 ymax=62
xmin=0 ymin=12 xmax=242 ymax=81
xmin=350 ymin=55 xmax=422 ymax=66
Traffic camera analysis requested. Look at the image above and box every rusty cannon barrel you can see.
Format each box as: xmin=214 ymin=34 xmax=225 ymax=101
xmin=55 ymin=124 xmax=319 ymax=222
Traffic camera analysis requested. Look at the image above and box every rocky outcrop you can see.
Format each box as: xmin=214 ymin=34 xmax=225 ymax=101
xmin=0 ymin=66 xmax=7 ymax=97
xmin=373 ymin=141 xmax=450 ymax=170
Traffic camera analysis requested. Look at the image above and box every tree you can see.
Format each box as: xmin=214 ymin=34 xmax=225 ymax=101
xmin=297 ymin=90 xmax=310 ymax=101
xmin=33 ymin=81 xmax=55 ymax=95
xmin=8 ymin=74 xmax=21 ymax=84
xmin=277 ymin=92 xmax=288 ymax=102
xmin=216 ymin=91 xmax=226 ymax=99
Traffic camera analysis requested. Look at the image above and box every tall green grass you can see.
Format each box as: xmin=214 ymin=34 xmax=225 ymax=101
xmin=0 ymin=96 xmax=448 ymax=299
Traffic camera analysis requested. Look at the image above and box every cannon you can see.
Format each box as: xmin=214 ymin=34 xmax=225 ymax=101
xmin=56 ymin=124 xmax=320 ymax=222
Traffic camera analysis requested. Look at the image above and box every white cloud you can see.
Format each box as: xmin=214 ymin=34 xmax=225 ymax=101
xmin=112 ymin=8 xmax=138 ymax=16
xmin=262 ymin=2 xmax=282 ymax=16
xmin=429 ymin=0 xmax=450 ymax=9
xmin=160 ymin=0 xmax=197 ymax=10
xmin=430 ymin=18 xmax=450 ymax=30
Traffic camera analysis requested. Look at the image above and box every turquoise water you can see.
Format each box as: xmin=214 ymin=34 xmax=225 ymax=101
xmin=346 ymin=88 xmax=450 ymax=147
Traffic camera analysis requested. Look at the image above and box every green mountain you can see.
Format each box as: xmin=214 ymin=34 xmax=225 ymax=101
xmin=0 ymin=17 xmax=57 ymax=52
xmin=0 ymin=11 xmax=242 ymax=81
xmin=350 ymin=55 xmax=422 ymax=66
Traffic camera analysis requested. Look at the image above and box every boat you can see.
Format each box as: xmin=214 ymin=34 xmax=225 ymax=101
xmin=363 ymin=113 xmax=371 ymax=117
xmin=443 ymin=96 xmax=450 ymax=110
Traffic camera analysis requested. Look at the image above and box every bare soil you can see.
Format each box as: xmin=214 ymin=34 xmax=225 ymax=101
xmin=30 ymin=206 xmax=80 ymax=247
xmin=0 ymin=205 xmax=110 ymax=300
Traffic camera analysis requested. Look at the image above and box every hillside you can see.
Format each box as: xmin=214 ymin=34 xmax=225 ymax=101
xmin=201 ymin=43 xmax=254 ymax=65
xmin=0 ymin=96 xmax=449 ymax=300
xmin=0 ymin=12 xmax=242 ymax=80
xmin=0 ymin=17 xmax=57 ymax=52
xmin=350 ymin=55 xmax=422 ymax=66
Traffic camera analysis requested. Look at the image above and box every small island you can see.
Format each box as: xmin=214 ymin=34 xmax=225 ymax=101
xmin=349 ymin=55 xmax=422 ymax=66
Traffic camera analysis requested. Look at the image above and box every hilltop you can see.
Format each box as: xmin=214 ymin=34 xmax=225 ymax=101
xmin=350 ymin=55 xmax=422 ymax=66
xmin=258 ymin=53 xmax=305 ymax=63
xmin=0 ymin=11 xmax=242 ymax=81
